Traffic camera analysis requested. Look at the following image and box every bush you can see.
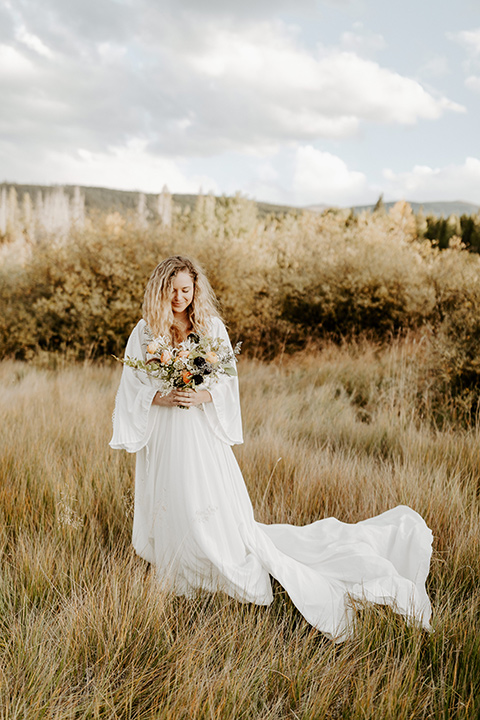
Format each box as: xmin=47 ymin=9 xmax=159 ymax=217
xmin=1 ymin=200 xmax=480 ymax=399
xmin=425 ymin=251 xmax=480 ymax=424
xmin=280 ymin=212 xmax=435 ymax=342
xmin=0 ymin=219 xmax=173 ymax=359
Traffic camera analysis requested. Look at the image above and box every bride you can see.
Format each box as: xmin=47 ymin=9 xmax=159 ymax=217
xmin=110 ymin=255 xmax=433 ymax=642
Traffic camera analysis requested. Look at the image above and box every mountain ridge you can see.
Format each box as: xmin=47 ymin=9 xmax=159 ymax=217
xmin=1 ymin=182 xmax=478 ymax=218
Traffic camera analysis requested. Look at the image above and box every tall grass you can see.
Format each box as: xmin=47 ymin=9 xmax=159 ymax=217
xmin=1 ymin=342 xmax=479 ymax=719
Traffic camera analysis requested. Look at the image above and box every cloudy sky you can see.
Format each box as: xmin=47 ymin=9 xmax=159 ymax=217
xmin=1 ymin=0 xmax=480 ymax=207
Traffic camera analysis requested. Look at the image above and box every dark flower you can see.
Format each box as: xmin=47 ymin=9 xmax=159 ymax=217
xmin=193 ymin=356 xmax=212 ymax=375
xmin=192 ymin=374 xmax=204 ymax=385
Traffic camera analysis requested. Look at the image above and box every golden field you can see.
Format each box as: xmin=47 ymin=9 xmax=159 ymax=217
xmin=1 ymin=339 xmax=479 ymax=719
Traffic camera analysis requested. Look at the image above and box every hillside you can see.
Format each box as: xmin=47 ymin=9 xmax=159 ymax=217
xmin=2 ymin=182 xmax=478 ymax=218
xmin=0 ymin=182 xmax=295 ymax=218
xmin=347 ymin=200 xmax=480 ymax=217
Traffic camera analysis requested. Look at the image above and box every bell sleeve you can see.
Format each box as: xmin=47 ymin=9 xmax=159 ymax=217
xmin=202 ymin=317 xmax=244 ymax=446
xmin=109 ymin=320 xmax=159 ymax=453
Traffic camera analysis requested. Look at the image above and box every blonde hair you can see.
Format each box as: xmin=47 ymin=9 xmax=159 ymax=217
xmin=142 ymin=256 xmax=221 ymax=344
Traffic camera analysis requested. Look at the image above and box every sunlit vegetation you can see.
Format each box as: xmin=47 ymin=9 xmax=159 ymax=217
xmin=1 ymin=346 xmax=479 ymax=719
xmin=1 ymin=188 xmax=480 ymax=717
xmin=1 ymin=190 xmax=480 ymax=423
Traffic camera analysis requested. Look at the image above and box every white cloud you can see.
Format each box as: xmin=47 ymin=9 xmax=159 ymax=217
xmin=0 ymin=8 xmax=463 ymax=174
xmin=274 ymin=108 xmax=359 ymax=139
xmin=293 ymin=146 xmax=373 ymax=206
xmin=465 ymin=75 xmax=480 ymax=93
xmin=339 ymin=23 xmax=386 ymax=57
xmin=0 ymin=0 xmax=472 ymax=200
xmin=451 ymin=28 xmax=480 ymax=56
xmin=182 ymin=21 xmax=464 ymax=147
xmin=162 ymin=0 xmax=316 ymax=19
xmin=258 ymin=152 xmax=480 ymax=208
xmin=418 ymin=55 xmax=450 ymax=79
xmin=96 ymin=41 xmax=127 ymax=63
xmin=2 ymin=137 xmax=219 ymax=195
xmin=68 ymin=140 xmax=220 ymax=194
xmin=15 ymin=25 xmax=54 ymax=58
xmin=448 ymin=28 xmax=480 ymax=73
xmin=0 ymin=43 xmax=37 ymax=78
xmin=383 ymin=158 xmax=480 ymax=205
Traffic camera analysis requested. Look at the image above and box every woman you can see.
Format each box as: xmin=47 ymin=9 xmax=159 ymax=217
xmin=110 ymin=255 xmax=433 ymax=642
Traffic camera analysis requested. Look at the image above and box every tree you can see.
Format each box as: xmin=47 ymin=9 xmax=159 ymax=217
xmin=373 ymin=193 xmax=386 ymax=215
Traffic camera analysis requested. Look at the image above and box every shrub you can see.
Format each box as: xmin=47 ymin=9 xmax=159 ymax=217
xmin=0 ymin=219 xmax=173 ymax=359
xmin=425 ymin=250 xmax=480 ymax=424
xmin=281 ymin=212 xmax=435 ymax=342
xmin=1 ymin=200 xmax=480 ymax=392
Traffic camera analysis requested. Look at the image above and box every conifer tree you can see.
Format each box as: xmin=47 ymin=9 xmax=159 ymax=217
xmin=373 ymin=193 xmax=386 ymax=215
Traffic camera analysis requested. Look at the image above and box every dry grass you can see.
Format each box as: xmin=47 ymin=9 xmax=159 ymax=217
xmin=1 ymin=342 xmax=479 ymax=719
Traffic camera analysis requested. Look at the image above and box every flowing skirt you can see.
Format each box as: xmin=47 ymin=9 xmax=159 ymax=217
xmin=132 ymin=405 xmax=432 ymax=641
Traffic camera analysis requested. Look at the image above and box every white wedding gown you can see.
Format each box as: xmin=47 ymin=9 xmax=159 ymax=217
xmin=110 ymin=317 xmax=433 ymax=642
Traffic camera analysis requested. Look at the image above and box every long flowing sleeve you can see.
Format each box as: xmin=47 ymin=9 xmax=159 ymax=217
xmin=109 ymin=320 xmax=159 ymax=453
xmin=202 ymin=317 xmax=243 ymax=446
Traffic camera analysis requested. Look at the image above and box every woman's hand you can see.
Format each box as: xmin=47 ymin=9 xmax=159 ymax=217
xmin=152 ymin=390 xmax=177 ymax=407
xmin=152 ymin=388 xmax=212 ymax=408
xmin=172 ymin=388 xmax=212 ymax=408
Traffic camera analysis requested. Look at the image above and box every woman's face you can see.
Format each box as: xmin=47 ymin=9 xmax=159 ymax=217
xmin=171 ymin=270 xmax=194 ymax=315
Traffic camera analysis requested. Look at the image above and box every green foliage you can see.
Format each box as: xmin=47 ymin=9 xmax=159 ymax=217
xmin=424 ymin=212 xmax=480 ymax=252
xmin=459 ymin=214 xmax=480 ymax=253
xmin=425 ymin=216 xmax=457 ymax=249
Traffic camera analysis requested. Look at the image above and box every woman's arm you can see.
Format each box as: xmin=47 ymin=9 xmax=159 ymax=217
xmin=202 ymin=317 xmax=243 ymax=445
xmin=109 ymin=320 xmax=159 ymax=452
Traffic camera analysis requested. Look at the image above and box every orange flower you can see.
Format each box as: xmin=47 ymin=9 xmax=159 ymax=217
xmin=178 ymin=350 xmax=190 ymax=359
xmin=182 ymin=370 xmax=192 ymax=384
xmin=205 ymin=351 xmax=218 ymax=364
xmin=160 ymin=350 xmax=172 ymax=364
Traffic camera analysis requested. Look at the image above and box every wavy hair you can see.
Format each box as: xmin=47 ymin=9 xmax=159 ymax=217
xmin=142 ymin=256 xmax=221 ymax=344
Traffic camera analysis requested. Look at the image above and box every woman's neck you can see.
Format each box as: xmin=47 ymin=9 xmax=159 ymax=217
xmin=173 ymin=309 xmax=190 ymax=325
xmin=173 ymin=311 xmax=192 ymax=342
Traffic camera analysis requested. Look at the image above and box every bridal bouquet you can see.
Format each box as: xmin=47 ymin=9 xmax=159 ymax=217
xmin=117 ymin=332 xmax=240 ymax=401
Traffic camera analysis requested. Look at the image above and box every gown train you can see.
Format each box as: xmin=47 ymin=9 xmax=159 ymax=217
xmin=110 ymin=318 xmax=433 ymax=642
